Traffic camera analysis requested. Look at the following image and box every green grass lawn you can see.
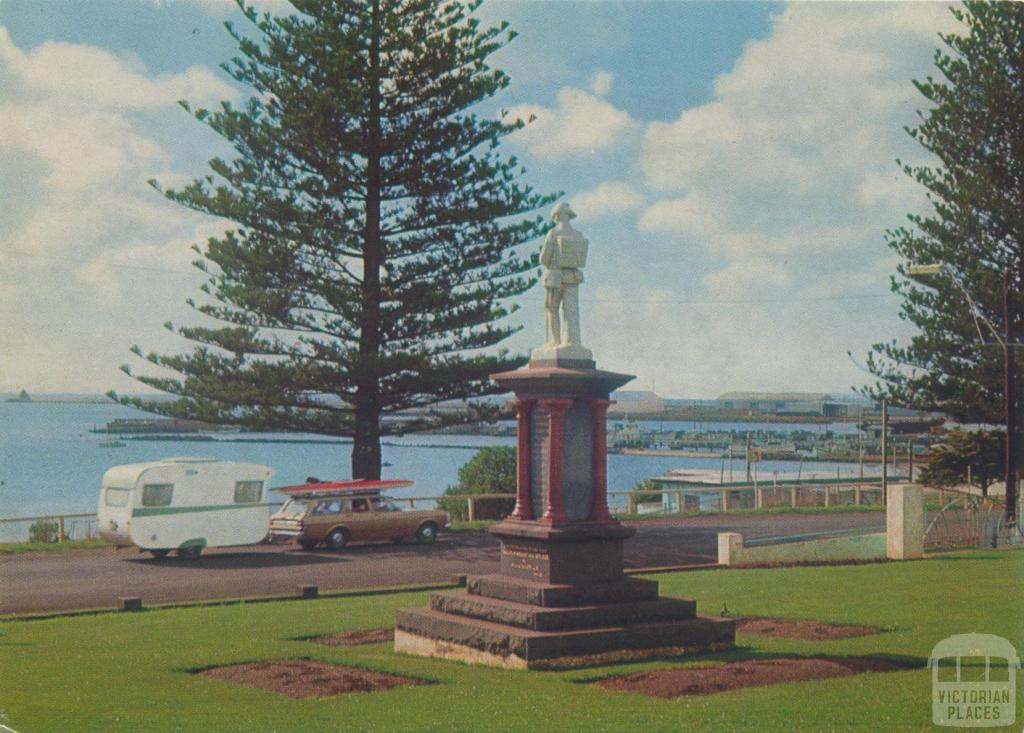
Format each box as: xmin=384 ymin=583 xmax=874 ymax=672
xmin=0 ymin=538 xmax=112 ymax=555
xmin=1 ymin=550 xmax=1021 ymax=732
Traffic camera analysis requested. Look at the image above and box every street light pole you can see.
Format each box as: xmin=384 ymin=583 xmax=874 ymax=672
xmin=1003 ymin=271 xmax=1017 ymax=527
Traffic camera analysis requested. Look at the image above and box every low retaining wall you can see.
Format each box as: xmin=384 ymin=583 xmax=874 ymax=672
xmin=717 ymin=531 xmax=886 ymax=567
xmin=718 ymin=482 xmax=924 ymax=566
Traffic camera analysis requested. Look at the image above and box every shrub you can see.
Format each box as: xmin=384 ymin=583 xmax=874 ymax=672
xmin=29 ymin=519 xmax=60 ymax=544
xmin=439 ymin=446 xmax=516 ymax=520
xmin=627 ymin=479 xmax=663 ymax=511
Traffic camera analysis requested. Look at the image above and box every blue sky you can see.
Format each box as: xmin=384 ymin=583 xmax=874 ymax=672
xmin=0 ymin=0 xmax=962 ymax=398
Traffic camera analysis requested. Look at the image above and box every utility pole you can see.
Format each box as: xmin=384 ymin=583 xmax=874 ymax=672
xmin=745 ymin=432 xmax=752 ymax=482
xmin=1004 ymin=271 xmax=1018 ymax=527
xmin=858 ymin=404 xmax=864 ymax=478
xmin=881 ymin=398 xmax=888 ymax=505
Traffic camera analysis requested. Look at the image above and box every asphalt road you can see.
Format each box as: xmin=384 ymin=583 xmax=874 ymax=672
xmin=0 ymin=512 xmax=884 ymax=614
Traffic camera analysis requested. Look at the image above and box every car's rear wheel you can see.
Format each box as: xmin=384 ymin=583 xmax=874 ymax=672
xmin=177 ymin=545 xmax=202 ymax=560
xmin=149 ymin=549 xmax=170 ymax=560
xmin=416 ymin=522 xmax=438 ymax=544
xmin=324 ymin=528 xmax=349 ymax=550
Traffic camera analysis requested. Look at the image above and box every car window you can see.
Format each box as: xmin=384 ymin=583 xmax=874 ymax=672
xmin=312 ymin=500 xmax=342 ymax=515
xmin=280 ymin=499 xmax=308 ymax=518
xmin=141 ymin=484 xmax=173 ymax=507
xmin=351 ymin=498 xmax=369 ymax=513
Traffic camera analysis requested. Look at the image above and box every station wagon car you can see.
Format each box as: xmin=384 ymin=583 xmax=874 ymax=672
xmin=268 ymin=479 xmax=449 ymax=550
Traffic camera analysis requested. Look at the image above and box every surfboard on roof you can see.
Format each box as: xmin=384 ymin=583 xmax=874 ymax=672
xmin=273 ymin=478 xmax=414 ymax=496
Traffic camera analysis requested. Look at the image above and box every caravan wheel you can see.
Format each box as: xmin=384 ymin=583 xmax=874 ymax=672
xmin=149 ymin=549 xmax=170 ymax=560
xmin=177 ymin=545 xmax=203 ymax=560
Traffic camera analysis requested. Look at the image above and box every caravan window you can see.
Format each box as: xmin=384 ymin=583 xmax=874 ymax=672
xmin=142 ymin=484 xmax=174 ymax=507
xmin=234 ymin=481 xmax=263 ymax=504
xmin=104 ymin=488 xmax=130 ymax=507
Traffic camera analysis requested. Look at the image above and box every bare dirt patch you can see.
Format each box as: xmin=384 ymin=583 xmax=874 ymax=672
xmin=311 ymin=627 xmax=394 ymax=646
xmin=595 ymin=656 xmax=910 ymax=698
xmin=198 ymin=659 xmax=427 ymax=698
xmin=735 ymin=617 xmax=881 ymax=640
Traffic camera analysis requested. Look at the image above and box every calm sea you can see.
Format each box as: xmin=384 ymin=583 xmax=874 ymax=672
xmin=0 ymin=401 xmax=876 ymax=521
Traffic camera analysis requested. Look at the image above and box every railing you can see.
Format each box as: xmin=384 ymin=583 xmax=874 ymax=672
xmin=612 ymin=481 xmax=888 ymax=515
xmin=4 ymin=483 xmax=1007 ymax=545
xmin=0 ymin=513 xmax=99 ymax=544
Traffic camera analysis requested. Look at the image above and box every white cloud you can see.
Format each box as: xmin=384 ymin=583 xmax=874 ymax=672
xmin=558 ymin=1 xmax=963 ymax=396
xmin=145 ymin=0 xmax=295 ymax=16
xmin=0 ymin=28 xmax=233 ymax=111
xmin=638 ymin=2 xmax=961 ymax=298
xmin=509 ymin=86 xmax=636 ymax=158
xmin=639 ymin=193 xmax=722 ymax=238
xmin=589 ymin=70 xmax=614 ymax=96
xmin=571 ymin=181 xmax=644 ymax=220
xmin=0 ymin=29 xmax=232 ymax=391
xmin=703 ymin=257 xmax=791 ymax=294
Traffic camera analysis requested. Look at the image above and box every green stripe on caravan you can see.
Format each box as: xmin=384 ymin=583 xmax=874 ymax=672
xmin=132 ymin=503 xmax=266 ymax=517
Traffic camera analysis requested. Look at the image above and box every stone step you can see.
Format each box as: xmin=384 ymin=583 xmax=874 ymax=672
xmin=430 ymin=590 xmax=697 ymax=631
xmin=466 ymin=573 xmax=659 ymax=607
xmin=395 ymin=606 xmax=735 ymax=667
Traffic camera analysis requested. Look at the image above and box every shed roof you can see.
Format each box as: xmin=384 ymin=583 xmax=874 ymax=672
xmin=717 ymin=391 xmax=832 ymax=402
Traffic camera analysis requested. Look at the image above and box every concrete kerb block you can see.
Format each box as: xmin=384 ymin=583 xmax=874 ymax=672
xmin=718 ymin=532 xmax=743 ymax=566
xmin=119 ymin=597 xmax=143 ymax=612
xmin=297 ymin=584 xmax=319 ymax=599
xmin=886 ymin=483 xmax=924 ymax=560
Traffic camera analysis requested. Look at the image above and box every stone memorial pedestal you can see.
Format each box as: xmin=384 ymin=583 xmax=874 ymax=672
xmin=395 ymin=356 xmax=735 ymax=669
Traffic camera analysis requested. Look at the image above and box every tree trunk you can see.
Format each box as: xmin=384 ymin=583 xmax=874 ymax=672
xmin=352 ymin=0 xmax=384 ymax=481
xmin=352 ymin=403 xmax=382 ymax=480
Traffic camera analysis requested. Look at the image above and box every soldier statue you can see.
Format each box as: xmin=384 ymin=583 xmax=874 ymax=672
xmin=541 ymin=202 xmax=589 ymax=347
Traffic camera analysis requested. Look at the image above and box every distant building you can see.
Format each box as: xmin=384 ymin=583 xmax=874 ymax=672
xmin=715 ymin=391 xmax=848 ymax=417
xmin=610 ymin=390 xmax=666 ymax=416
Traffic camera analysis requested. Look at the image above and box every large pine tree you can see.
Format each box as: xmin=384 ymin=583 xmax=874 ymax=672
xmin=863 ymin=1 xmax=1022 ymax=428
xmin=114 ymin=0 xmax=555 ymax=479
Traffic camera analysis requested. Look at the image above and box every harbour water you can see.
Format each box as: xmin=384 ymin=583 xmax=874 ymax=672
xmin=0 ymin=401 xmax=880 ymax=522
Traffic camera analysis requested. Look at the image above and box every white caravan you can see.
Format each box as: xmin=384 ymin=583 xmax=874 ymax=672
xmin=97 ymin=457 xmax=274 ymax=559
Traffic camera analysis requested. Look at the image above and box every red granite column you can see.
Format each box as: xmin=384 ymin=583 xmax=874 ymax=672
xmin=540 ymin=398 xmax=571 ymax=524
xmin=510 ymin=398 xmax=534 ymax=521
xmin=589 ymin=398 xmax=614 ymax=522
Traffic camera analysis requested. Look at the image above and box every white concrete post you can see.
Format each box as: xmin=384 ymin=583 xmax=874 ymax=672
xmin=718 ymin=532 xmax=743 ymax=566
xmin=886 ymin=483 xmax=924 ymax=560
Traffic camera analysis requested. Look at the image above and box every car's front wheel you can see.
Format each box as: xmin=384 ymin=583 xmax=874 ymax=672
xmin=416 ymin=522 xmax=438 ymax=545
xmin=324 ymin=528 xmax=349 ymax=550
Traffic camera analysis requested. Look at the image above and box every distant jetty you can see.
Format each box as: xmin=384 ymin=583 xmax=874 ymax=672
xmin=5 ymin=390 xmax=112 ymax=404
xmin=90 ymin=418 xmax=227 ymax=434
